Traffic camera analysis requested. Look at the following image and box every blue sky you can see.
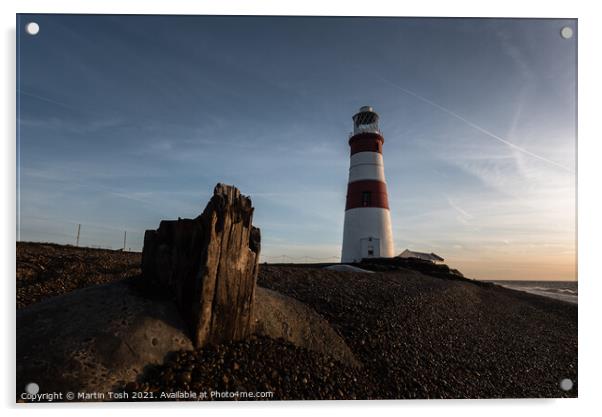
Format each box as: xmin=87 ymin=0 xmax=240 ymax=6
xmin=17 ymin=15 xmax=576 ymax=279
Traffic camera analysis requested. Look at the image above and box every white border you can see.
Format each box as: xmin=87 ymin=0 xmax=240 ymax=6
xmin=3 ymin=1 xmax=600 ymax=417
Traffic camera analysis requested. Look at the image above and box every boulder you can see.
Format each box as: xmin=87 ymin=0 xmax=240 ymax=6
xmin=254 ymin=287 xmax=360 ymax=367
xmin=142 ymin=183 xmax=260 ymax=347
xmin=16 ymin=280 xmax=192 ymax=396
xmin=16 ymin=282 xmax=358 ymax=398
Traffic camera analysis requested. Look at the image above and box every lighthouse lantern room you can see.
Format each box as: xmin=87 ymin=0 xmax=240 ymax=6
xmin=341 ymin=106 xmax=395 ymax=263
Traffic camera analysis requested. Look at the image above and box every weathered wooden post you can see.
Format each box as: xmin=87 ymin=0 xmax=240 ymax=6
xmin=142 ymin=183 xmax=261 ymax=347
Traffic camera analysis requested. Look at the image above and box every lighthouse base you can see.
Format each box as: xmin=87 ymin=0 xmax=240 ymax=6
xmin=341 ymin=207 xmax=395 ymax=263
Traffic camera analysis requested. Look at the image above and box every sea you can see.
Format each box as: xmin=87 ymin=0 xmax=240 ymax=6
xmin=485 ymin=280 xmax=578 ymax=304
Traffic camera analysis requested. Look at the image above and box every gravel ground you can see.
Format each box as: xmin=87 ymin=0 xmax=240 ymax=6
xmin=257 ymin=266 xmax=577 ymax=399
xmin=17 ymin=242 xmax=140 ymax=309
xmin=121 ymin=336 xmax=377 ymax=401
xmin=16 ymin=242 xmax=577 ymax=400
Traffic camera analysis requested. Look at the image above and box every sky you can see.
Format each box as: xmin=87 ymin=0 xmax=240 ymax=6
xmin=16 ymin=15 xmax=577 ymax=280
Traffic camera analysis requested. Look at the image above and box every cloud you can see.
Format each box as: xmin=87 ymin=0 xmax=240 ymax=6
xmin=376 ymin=76 xmax=573 ymax=173
xmin=495 ymin=29 xmax=534 ymax=82
xmin=446 ymin=195 xmax=473 ymax=224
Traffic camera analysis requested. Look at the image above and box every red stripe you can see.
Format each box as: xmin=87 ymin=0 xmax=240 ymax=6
xmin=349 ymin=133 xmax=384 ymax=155
xmin=345 ymin=180 xmax=389 ymax=210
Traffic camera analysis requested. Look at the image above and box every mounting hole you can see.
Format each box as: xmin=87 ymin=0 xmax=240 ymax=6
xmin=560 ymin=26 xmax=573 ymax=39
xmin=25 ymin=382 xmax=39 ymax=395
xmin=25 ymin=22 xmax=40 ymax=36
xmin=560 ymin=378 xmax=573 ymax=391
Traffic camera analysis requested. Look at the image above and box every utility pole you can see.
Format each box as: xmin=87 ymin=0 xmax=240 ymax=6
xmin=123 ymin=231 xmax=127 ymax=251
xmin=75 ymin=224 xmax=81 ymax=247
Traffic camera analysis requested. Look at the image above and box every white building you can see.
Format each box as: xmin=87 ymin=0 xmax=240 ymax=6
xmin=398 ymin=249 xmax=445 ymax=263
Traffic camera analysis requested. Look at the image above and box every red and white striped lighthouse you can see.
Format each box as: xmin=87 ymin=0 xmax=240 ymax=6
xmin=341 ymin=106 xmax=395 ymax=263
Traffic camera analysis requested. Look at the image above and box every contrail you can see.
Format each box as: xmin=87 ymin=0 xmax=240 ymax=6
xmin=378 ymin=76 xmax=573 ymax=172
xmin=17 ymin=89 xmax=74 ymax=109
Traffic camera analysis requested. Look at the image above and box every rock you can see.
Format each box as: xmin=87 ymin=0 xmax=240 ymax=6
xmin=323 ymin=264 xmax=374 ymax=273
xmin=125 ymin=381 xmax=138 ymax=392
xmin=177 ymin=371 xmax=192 ymax=385
xmin=16 ymin=280 xmax=193 ymax=397
xmin=142 ymin=183 xmax=261 ymax=347
xmin=253 ymin=287 xmax=360 ymax=368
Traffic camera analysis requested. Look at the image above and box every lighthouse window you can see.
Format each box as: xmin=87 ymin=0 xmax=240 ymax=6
xmin=362 ymin=191 xmax=372 ymax=207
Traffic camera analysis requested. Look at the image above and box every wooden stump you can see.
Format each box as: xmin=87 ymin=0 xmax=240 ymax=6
xmin=142 ymin=183 xmax=261 ymax=347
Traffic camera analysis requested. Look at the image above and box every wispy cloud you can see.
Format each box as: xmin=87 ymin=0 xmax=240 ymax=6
xmin=19 ymin=115 xmax=126 ymax=135
xmin=18 ymin=89 xmax=75 ymax=110
xmin=377 ymin=76 xmax=573 ymax=172
xmin=496 ymin=29 xmax=534 ymax=82
xmin=446 ymin=195 xmax=473 ymax=225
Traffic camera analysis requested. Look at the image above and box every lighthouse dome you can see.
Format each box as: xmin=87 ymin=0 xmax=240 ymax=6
xmin=352 ymin=106 xmax=380 ymax=135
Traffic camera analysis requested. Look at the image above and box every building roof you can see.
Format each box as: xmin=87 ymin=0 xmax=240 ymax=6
xmin=397 ymin=249 xmax=444 ymax=262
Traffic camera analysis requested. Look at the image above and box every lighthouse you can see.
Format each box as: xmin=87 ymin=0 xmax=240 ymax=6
xmin=341 ymin=106 xmax=395 ymax=263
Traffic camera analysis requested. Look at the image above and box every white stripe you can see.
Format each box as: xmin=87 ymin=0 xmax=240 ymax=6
xmin=348 ymin=151 xmax=386 ymax=183
xmin=350 ymin=151 xmax=383 ymax=167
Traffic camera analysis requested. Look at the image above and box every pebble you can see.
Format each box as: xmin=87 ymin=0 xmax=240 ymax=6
xmin=17 ymin=244 xmax=578 ymax=401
